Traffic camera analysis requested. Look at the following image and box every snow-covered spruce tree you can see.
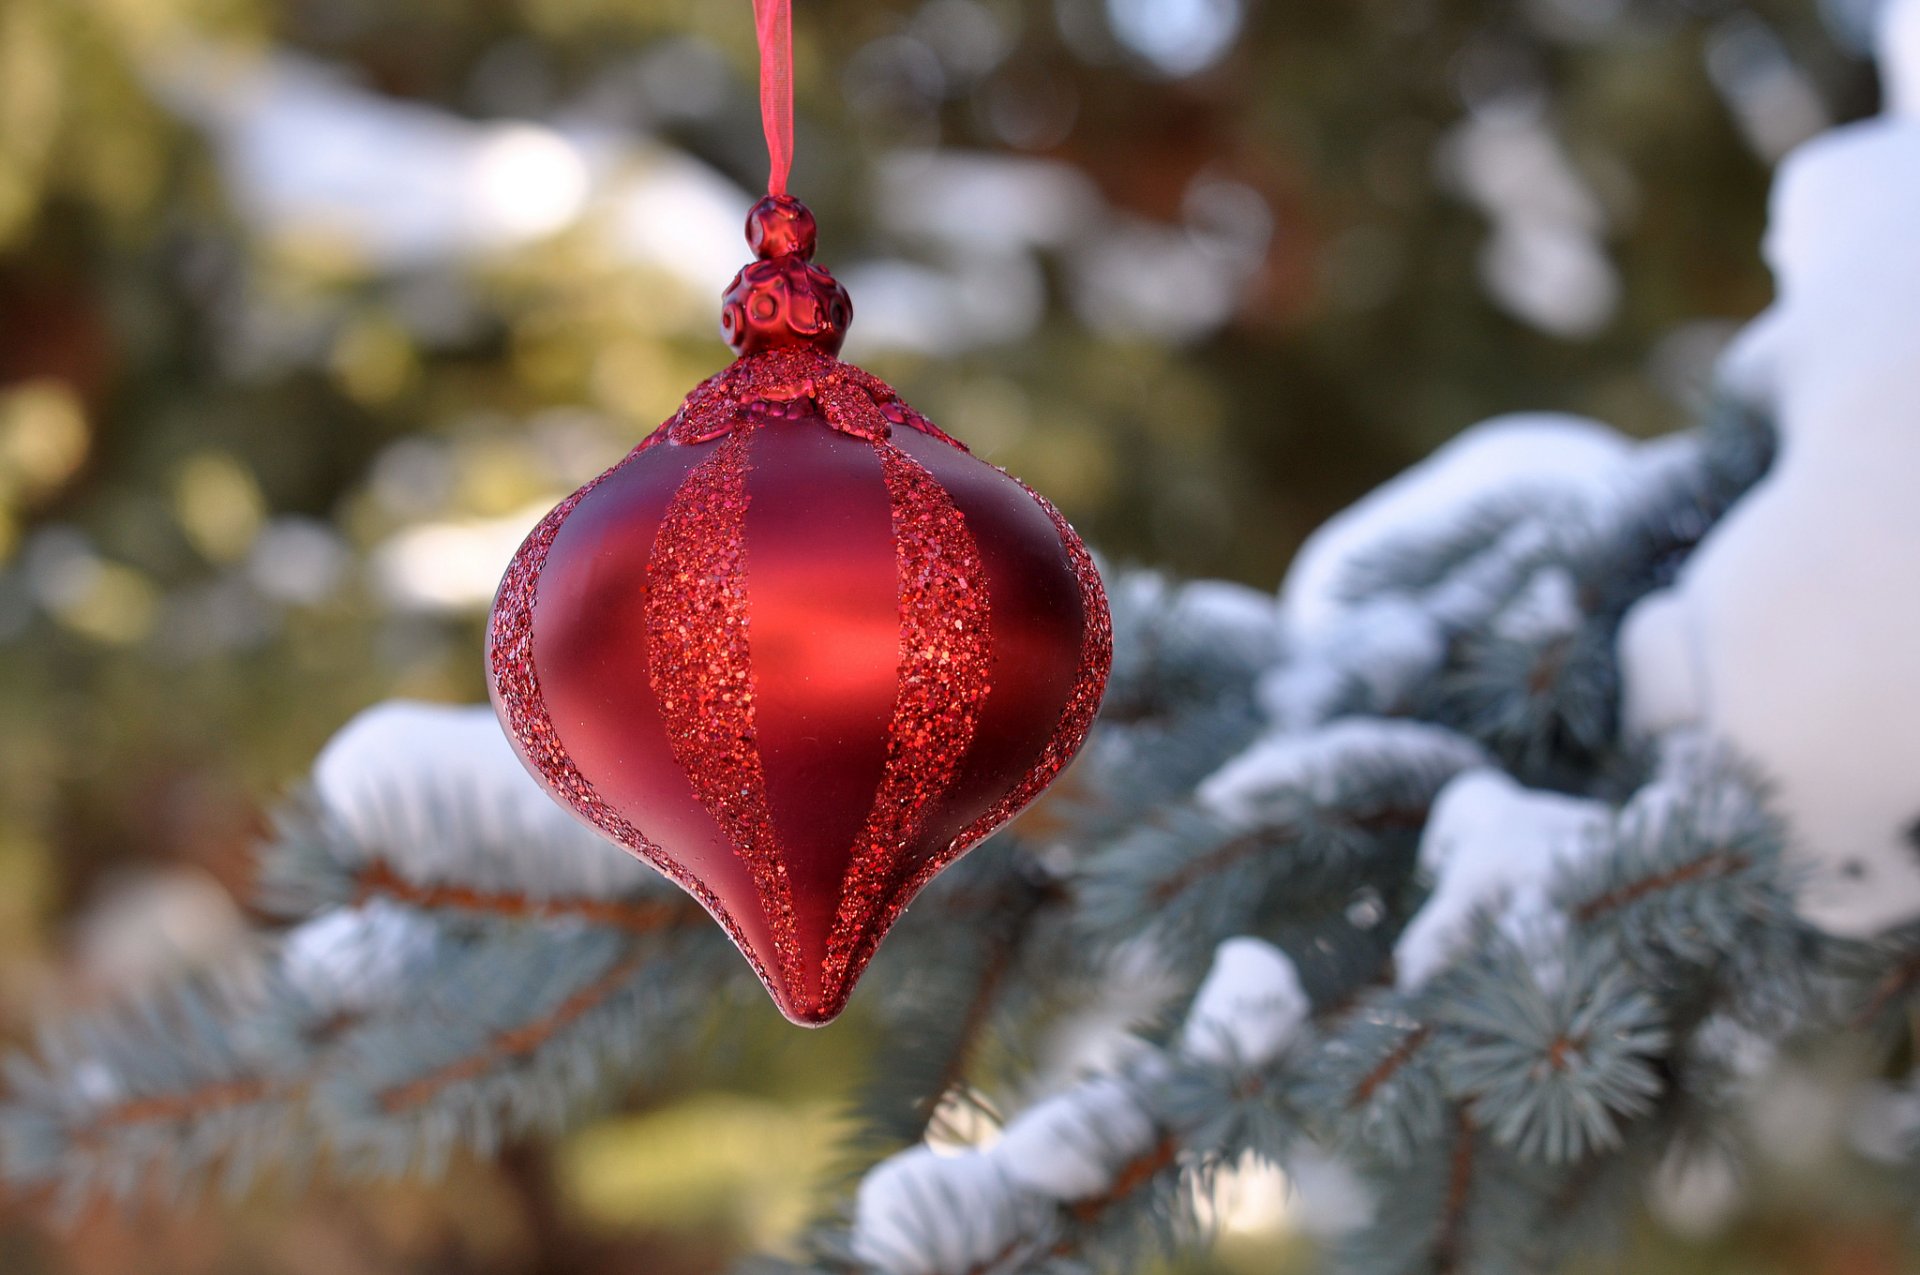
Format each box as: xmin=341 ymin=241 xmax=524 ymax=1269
xmin=9 ymin=6 xmax=1920 ymax=1273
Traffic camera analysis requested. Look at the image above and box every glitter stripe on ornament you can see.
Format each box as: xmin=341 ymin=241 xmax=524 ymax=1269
xmin=740 ymin=411 xmax=900 ymax=961
xmin=644 ymin=428 xmax=810 ymax=1012
xmin=486 ymin=448 xmax=778 ymax=996
xmin=903 ymin=477 xmax=1113 ymax=904
xmin=819 ymin=439 xmax=994 ymax=1002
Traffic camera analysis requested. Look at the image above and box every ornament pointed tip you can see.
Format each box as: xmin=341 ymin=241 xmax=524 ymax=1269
xmin=767 ymin=979 xmax=853 ymax=1028
xmin=777 ymin=1003 xmax=844 ymax=1028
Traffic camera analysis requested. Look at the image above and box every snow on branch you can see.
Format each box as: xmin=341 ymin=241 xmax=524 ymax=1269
xmin=1394 ymin=769 xmax=1610 ymax=992
xmin=1076 ymin=719 xmax=1483 ymax=970
xmin=1 ymin=701 xmax=741 ymax=1209
xmin=261 ymin=701 xmax=678 ymax=919
xmin=847 ymin=936 xmax=1308 ymax=1275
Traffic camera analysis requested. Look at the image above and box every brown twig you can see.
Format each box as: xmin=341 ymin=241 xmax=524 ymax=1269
xmin=1526 ymin=635 xmax=1571 ymax=695
xmin=81 ymin=1077 xmax=281 ymax=1136
xmin=943 ymin=1136 xmax=1184 ymax=1275
xmin=1152 ymin=804 xmax=1431 ymax=903
xmin=378 ymin=948 xmax=649 ymax=1113
xmin=1349 ymin=1024 xmax=1433 ymax=1107
xmin=1855 ymin=949 xmax=1920 ymax=1028
xmin=350 ymin=859 xmax=703 ymax=933
xmin=911 ymin=941 xmax=1018 ymax=1137
xmin=1571 ymin=852 xmax=1751 ymax=924
xmin=1431 ymin=1109 xmax=1477 ymax=1275
xmin=905 ymin=876 xmax=1060 ymax=1142
xmin=1065 ymin=1136 xmax=1180 ymax=1227
xmin=69 ymin=1010 xmax=373 ymax=1149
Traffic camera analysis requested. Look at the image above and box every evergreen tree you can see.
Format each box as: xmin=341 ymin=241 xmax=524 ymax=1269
xmin=2 ymin=2 xmax=1914 ymax=1273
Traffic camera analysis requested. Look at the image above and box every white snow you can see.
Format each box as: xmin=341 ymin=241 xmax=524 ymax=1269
xmin=155 ymin=51 xmax=596 ymax=268
xmin=838 ymin=255 xmax=1045 ymax=359
xmin=1200 ymin=719 xmax=1484 ymax=824
xmin=247 ymin=517 xmax=351 ymax=606
xmin=1394 ymin=769 xmax=1610 ymax=991
xmin=1615 ymin=592 xmax=1705 ymax=736
xmin=1705 ymin=16 xmax=1831 ymax=161
xmin=162 ymin=49 xmax=1278 ymax=360
xmin=1179 ymin=937 xmax=1310 ymax=1068
xmin=1107 ymin=0 xmax=1245 ymax=78
xmin=1023 ymin=939 xmax=1183 ymax=1090
xmin=280 ymin=899 xmax=440 ymax=1013
xmin=1281 ymin=1143 xmax=1378 ymax=1239
xmin=1490 ymin=566 xmax=1582 ymax=644
xmin=1168 ymin=579 xmax=1284 ymax=659
xmin=1647 ymin=1142 xmax=1743 ymax=1240
xmin=1420 ymin=520 xmax=1558 ymax=634
xmin=1716 ymin=306 xmax=1788 ymax=409
xmin=850 ymin=1146 xmax=1041 ymax=1275
xmin=1259 ymin=596 xmax=1444 ymax=731
xmin=1279 ymin=413 xmax=1629 ymax=643
xmin=370 ymin=502 xmax=552 ymax=614
xmin=1617 ymin=51 xmax=1920 ymax=937
xmin=874 ymin=151 xmax=1102 ymax=254
xmin=71 ymin=1060 xmax=123 ymax=1107
xmin=1884 ymin=0 xmax=1920 ymax=118
xmin=1478 ymin=220 xmax=1620 ymax=340
xmin=71 ymin=869 xmax=248 ymax=993
xmin=989 ymin=1076 xmax=1158 ymax=1200
xmin=1067 ymin=206 xmax=1268 ymax=344
xmin=312 ymin=700 xmax=649 ymax=900
xmin=1615 ymin=736 xmax=1765 ymax=858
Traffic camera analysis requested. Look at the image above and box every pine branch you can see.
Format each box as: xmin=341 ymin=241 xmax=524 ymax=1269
xmin=0 ymin=976 xmax=317 ymax=1211
xmin=78 ymin=1076 xmax=285 ymax=1135
xmin=1076 ymin=720 xmax=1481 ymax=974
xmin=1149 ymin=804 xmax=1430 ymax=906
xmin=1553 ymin=745 xmax=1808 ymax=1014
xmin=1351 ymin=1024 xmax=1434 ymax=1108
xmin=1295 ymin=995 xmax=1446 ymax=1166
xmin=900 ymin=919 xmax=1027 ymax=1143
xmin=1062 ymin=1134 xmax=1179 ymax=1227
xmin=1431 ymin=1110 xmax=1478 ymax=1275
xmin=1434 ymin=935 xmax=1667 ymax=1164
xmin=841 ymin=841 xmax=1081 ymax=1156
xmin=348 ymin=857 xmax=705 ymax=935
xmin=1569 ymin=851 xmax=1752 ymax=924
xmin=375 ymin=945 xmax=653 ymax=1114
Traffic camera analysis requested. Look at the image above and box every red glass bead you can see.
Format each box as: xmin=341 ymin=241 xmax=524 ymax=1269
xmin=720 ymin=195 xmax=852 ymax=358
xmin=746 ymin=192 xmax=817 ymax=260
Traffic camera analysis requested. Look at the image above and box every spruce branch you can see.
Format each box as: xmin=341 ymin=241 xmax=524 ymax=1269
xmin=0 ymin=974 xmax=312 ymax=1214
xmin=1431 ymin=936 xmax=1668 ymax=1165
xmin=1296 ymin=995 xmax=1446 ymax=1166
xmin=845 ymin=839 xmax=1072 ymax=1153
xmin=344 ymin=856 xmax=707 ymax=934
xmin=1075 ymin=720 xmax=1482 ymax=971
xmin=1552 ymin=742 xmax=1813 ymax=1027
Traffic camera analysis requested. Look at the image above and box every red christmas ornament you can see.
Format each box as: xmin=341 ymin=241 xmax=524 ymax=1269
xmin=486 ymin=191 xmax=1112 ymax=1025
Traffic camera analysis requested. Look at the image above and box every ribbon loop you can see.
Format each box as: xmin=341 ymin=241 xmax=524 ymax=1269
xmin=754 ymin=0 xmax=794 ymax=196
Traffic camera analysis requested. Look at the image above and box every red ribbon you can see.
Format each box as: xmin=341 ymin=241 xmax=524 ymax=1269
xmin=754 ymin=0 xmax=794 ymax=196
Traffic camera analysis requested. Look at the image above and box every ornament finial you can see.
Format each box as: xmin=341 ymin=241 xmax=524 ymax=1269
xmin=721 ymin=195 xmax=852 ymax=358
xmin=747 ymin=193 xmax=816 ymax=260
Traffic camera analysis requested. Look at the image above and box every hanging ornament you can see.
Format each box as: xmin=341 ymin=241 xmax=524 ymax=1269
xmin=486 ymin=0 xmax=1112 ymax=1025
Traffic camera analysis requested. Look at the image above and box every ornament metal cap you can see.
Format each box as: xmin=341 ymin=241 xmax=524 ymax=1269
xmin=721 ymin=195 xmax=853 ymax=358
